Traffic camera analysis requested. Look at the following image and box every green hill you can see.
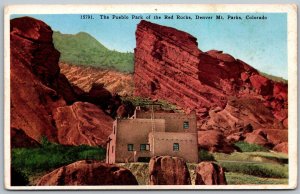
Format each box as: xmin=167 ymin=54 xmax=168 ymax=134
xmin=53 ymin=31 xmax=134 ymax=72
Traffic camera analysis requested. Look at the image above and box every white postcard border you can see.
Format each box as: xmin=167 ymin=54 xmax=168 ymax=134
xmin=4 ymin=4 xmax=298 ymax=190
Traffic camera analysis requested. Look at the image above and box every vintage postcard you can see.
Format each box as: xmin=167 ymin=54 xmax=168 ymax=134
xmin=4 ymin=4 xmax=297 ymax=190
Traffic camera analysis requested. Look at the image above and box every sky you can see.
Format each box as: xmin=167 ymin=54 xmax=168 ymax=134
xmin=11 ymin=13 xmax=287 ymax=79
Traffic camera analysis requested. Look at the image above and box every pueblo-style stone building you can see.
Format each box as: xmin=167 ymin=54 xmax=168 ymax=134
xmin=106 ymin=107 xmax=198 ymax=163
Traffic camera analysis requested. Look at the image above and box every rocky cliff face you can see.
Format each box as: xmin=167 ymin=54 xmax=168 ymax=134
xmin=10 ymin=17 xmax=68 ymax=144
xmin=10 ymin=17 xmax=117 ymax=147
xmin=134 ymin=20 xmax=288 ymax=151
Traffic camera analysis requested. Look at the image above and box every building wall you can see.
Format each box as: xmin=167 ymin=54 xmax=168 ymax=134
xmin=112 ymin=118 xmax=165 ymax=163
xmin=106 ymin=120 xmax=117 ymax=164
xmin=135 ymin=111 xmax=197 ymax=133
xmin=148 ymin=131 xmax=199 ymax=163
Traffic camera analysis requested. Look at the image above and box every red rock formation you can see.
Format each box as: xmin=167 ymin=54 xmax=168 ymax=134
xmin=149 ymin=156 xmax=191 ymax=185
xmin=36 ymin=160 xmax=138 ymax=185
xmin=10 ymin=17 xmax=68 ymax=144
xmin=11 ymin=128 xmax=40 ymax=148
xmin=244 ymin=128 xmax=288 ymax=151
xmin=202 ymin=98 xmax=276 ymax=135
xmin=195 ymin=162 xmax=227 ymax=185
xmin=134 ymin=20 xmax=288 ymax=151
xmin=134 ymin=21 xmax=287 ymax=124
xmin=53 ymin=102 xmax=113 ymax=146
xmin=273 ymin=142 xmax=288 ymax=154
xmin=244 ymin=132 xmax=269 ymax=146
xmin=197 ymin=130 xmax=234 ymax=153
xmin=10 ymin=17 xmax=112 ymax=147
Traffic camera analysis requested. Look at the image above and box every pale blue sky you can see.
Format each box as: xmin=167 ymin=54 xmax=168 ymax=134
xmin=12 ymin=13 xmax=287 ymax=79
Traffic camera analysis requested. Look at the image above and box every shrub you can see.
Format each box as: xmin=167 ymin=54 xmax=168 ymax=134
xmin=234 ymin=141 xmax=269 ymax=152
xmin=199 ymin=149 xmax=215 ymax=161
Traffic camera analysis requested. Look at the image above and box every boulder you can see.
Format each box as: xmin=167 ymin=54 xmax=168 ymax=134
xmin=195 ymin=162 xmax=227 ymax=185
xmin=149 ymin=156 xmax=191 ymax=185
xmin=36 ymin=160 xmax=138 ymax=185
xmin=244 ymin=132 xmax=268 ymax=146
xmin=244 ymin=128 xmax=288 ymax=149
xmin=198 ymin=130 xmax=234 ymax=153
xmin=53 ymin=102 xmax=113 ymax=146
xmin=257 ymin=129 xmax=288 ymax=145
xmin=273 ymin=142 xmax=288 ymax=154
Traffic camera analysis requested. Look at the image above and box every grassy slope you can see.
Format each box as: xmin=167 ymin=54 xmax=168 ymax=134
xmin=53 ymin=31 xmax=134 ymax=72
xmin=11 ymin=140 xmax=106 ymax=185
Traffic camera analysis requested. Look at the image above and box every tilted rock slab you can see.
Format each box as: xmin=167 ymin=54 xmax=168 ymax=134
xmin=149 ymin=156 xmax=191 ymax=185
xmin=134 ymin=20 xmax=287 ymax=131
xmin=195 ymin=162 xmax=227 ymax=185
xmin=53 ymin=102 xmax=113 ymax=146
xmin=36 ymin=160 xmax=138 ymax=185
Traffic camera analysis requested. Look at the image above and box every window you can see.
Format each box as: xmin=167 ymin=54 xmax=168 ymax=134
xmin=173 ymin=143 xmax=179 ymax=151
xmin=112 ymin=146 xmax=114 ymax=153
xmin=113 ymin=126 xmax=116 ymax=134
xmin=140 ymin=144 xmax=150 ymax=151
xmin=128 ymin=144 xmax=134 ymax=151
xmin=183 ymin=121 xmax=189 ymax=129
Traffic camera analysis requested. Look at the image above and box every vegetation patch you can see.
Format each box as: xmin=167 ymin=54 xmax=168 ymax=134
xmin=218 ymin=161 xmax=288 ymax=178
xmin=11 ymin=139 xmax=106 ymax=185
xmin=225 ymin=172 xmax=288 ymax=185
xmin=121 ymin=96 xmax=182 ymax=112
xmin=53 ymin=31 xmax=134 ymax=72
xmin=234 ymin=141 xmax=269 ymax=152
xmin=199 ymin=149 xmax=215 ymax=161
xmin=213 ymin=151 xmax=288 ymax=165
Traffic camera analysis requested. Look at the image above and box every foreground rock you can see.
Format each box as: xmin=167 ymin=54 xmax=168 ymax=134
xmin=149 ymin=156 xmax=191 ymax=185
xmin=195 ymin=162 xmax=227 ymax=185
xmin=36 ymin=160 xmax=138 ymax=185
xmin=53 ymin=102 xmax=113 ymax=146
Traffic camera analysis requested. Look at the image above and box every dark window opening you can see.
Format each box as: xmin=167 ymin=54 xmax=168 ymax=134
xmin=140 ymin=144 xmax=150 ymax=151
xmin=112 ymin=146 xmax=114 ymax=153
xmin=137 ymin=157 xmax=151 ymax=162
xmin=113 ymin=126 xmax=116 ymax=134
xmin=128 ymin=144 xmax=134 ymax=151
xmin=173 ymin=143 xmax=179 ymax=151
xmin=183 ymin=121 xmax=189 ymax=129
